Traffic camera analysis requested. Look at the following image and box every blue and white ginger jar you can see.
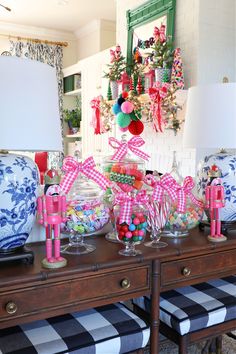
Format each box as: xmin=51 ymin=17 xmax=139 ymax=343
xmin=0 ymin=153 xmax=39 ymax=251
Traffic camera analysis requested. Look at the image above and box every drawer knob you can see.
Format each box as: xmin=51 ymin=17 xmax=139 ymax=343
xmin=182 ymin=267 xmax=191 ymax=277
xmin=120 ymin=278 xmax=131 ymax=289
xmin=5 ymin=301 xmax=18 ymax=315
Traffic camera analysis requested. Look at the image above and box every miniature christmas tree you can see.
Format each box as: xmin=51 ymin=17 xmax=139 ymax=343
xmin=129 ymin=77 xmax=134 ymax=91
xmin=107 ymin=81 xmax=112 ymax=100
xmin=136 ymin=76 xmax=143 ymax=95
xmin=104 ymin=45 xmax=126 ymax=82
xmin=162 ymin=69 xmax=170 ymax=83
xmin=171 ymin=48 xmax=185 ymax=89
xmin=150 ymin=24 xmax=174 ymax=69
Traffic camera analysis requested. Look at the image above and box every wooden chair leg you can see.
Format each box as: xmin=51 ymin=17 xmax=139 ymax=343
xmin=208 ymin=337 xmax=216 ymax=353
xmin=179 ymin=336 xmax=188 ymax=354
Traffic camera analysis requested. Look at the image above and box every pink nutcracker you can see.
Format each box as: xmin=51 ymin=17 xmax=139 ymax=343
xmin=205 ymin=166 xmax=226 ymax=242
xmin=37 ymin=169 xmax=67 ymax=268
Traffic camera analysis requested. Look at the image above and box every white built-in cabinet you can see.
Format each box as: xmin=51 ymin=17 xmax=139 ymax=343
xmin=63 ymin=48 xmax=116 ymax=164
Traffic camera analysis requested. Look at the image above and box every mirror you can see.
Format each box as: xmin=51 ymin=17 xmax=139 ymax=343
xmin=126 ymin=0 xmax=176 ymax=71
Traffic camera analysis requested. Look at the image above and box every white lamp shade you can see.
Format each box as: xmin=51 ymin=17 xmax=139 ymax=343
xmin=183 ymin=83 xmax=236 ymax=149
xmin=0 ymin=56 xmax=62 ymax=152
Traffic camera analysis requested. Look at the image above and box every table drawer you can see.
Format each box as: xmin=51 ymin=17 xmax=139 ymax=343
xmin=0 ymin=265 xmax=150 ymax=322
xmin=161 ymin=249 xmax=236 ymax=288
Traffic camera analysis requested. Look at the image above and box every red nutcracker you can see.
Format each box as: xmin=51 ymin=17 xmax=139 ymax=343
xmin=205 ymin=174 xmax=226 ymax=242
xmin=37 ymin=169 xmax=67 ymax=268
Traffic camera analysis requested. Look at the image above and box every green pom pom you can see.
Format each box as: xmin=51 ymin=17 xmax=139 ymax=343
xmin=116 ymin=112 xmax=131 ymax=128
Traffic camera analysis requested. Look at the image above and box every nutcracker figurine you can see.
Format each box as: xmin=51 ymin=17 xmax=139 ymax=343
xmin=205 ymin=166 xmax=226 ymax=242
xmin=37 ymin=169 xmax=67 ymax=268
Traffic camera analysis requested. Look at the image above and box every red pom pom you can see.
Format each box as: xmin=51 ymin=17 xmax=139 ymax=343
xmin=128 ymin=120 xmax=144 ymax=135
xmin=122 ymin=91 xmax=129 ymax=99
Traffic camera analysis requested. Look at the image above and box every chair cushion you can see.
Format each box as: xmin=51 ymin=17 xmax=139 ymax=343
xmin=0 ymin=303 xmax=150 ymax=354
xmin=133 ymin=275 xmax=236 ymax=336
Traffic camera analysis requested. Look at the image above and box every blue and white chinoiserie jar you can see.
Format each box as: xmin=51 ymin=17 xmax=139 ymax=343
xmin=197 ymin=152 xmax=236 ymax=222
xmin=0 ymin=153 xmax=39 ymax=251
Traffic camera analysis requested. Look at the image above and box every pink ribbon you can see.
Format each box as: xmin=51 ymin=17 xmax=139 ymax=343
xmin=172 ymin=176 xmax=204 ymax=213
xmin=145 ymin=173 xmax=178 ymax=203
xmin=148 ymin=84 xmax=169 ymax=133
xmin=60 ymin=156 xmax=110 ymax=195
xmin=108 ymin=136 xmax=150 ymax=161
xmin=153 ymin=24 xmax=166 ymax=43
xmin=115 ymin=191 xmax=149 ymax=225
xmin=90 ymin=96 xmax=101 ymax=135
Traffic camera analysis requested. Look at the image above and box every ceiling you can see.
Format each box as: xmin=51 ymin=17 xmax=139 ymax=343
xmin=0 ymin=0 xmax=117 ymax=33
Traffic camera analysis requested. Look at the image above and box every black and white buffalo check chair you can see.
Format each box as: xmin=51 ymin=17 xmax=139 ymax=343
xmin=0 ymin=302 xmax=150 ymax=354
xmin=133 ymin=275 xmax=236 ymax=354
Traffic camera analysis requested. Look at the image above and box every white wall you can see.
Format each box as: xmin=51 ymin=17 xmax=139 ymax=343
xmin=75 ymin=19 xmax=116 ymax=60
xmin=0 ymin=21 xmax=78 ymax=67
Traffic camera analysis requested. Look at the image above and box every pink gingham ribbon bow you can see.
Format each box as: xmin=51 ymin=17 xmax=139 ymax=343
xmin=115 ymin=191 xmax=149 ymax=225
xmin=60 ymin=156 xmax=110 ymax=195
xmin=109 ymin=136 xmax=150 ymax=161
xmin=173 ymin=176 xmax=204 ymax=213
xmin=147 ymin=173 xmax=178 ymax=203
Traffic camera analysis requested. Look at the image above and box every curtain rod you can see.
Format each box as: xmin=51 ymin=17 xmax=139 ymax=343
xmin=0 ymin=33 xmax=68 ymax=47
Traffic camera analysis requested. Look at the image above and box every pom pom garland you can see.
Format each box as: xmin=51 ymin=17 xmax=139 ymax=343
xmin=128 ymin=120 xmax=144 ymax=135
xmin=121 ymin=101 xmax=134 ymax=114
xmin=113 ymin=91 xmax=144 ymax=136
xmin=116 ymin=112 xmax=131 ymax=128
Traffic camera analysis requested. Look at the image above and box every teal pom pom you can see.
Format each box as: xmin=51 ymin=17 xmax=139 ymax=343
xmin=112 ymin=103 xmax=121 ymax=115
xmin=116 ymin=112 xmax=131 ymax=128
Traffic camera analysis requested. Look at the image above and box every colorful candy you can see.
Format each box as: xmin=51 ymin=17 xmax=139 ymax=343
xmin=64 ymin=199 xmax=110 ymax=235
xmin=165 ymin=204 xmax=203 ymax=232
xmin=116 ymin=211 xmax=148 ymax=244
xmin=103 ymin=162 xmax=144 ymax=192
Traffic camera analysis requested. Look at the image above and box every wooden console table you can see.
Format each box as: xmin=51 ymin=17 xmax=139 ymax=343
xmin=1 ymin=228 xmax=236 ymax=354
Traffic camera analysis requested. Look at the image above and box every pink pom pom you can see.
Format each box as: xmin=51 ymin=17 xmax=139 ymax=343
xmin=119 ymin=126 xmax=128 ymax=132
xmin=121 ymin=101 xmax=134 ymax=114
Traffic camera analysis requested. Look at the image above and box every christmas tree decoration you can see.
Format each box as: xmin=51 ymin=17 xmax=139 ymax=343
xmin=171 ymin=48 xmax=185 ymax=89
xmin=148 ymin=82 xmax=170 ymax=132
xmin=103 ymin=45 xmax=126 ymax=82
xmin=161 ymin=85 xmax=183 ymax=134
xmin=116 ymin=111 xmax=131 ymax=128
xmin=128 ymin=120 xmax=144 ymax=135
xmin=121 ymin=101 xmax=134 ymax=114
xmin=129 ymin=77 xmax=134 ymax=91
xmin=150 ymin=25 xmax=174 ymax=70
xmin=107 ymin=81 xmax=112 ymax=100
xmin=112 ymin=102 xmax=121 ymax=115
xmin=136 ymin=76 xmax=143 ymax=95
xmin=162 ymin=69 xmax=170 ymax=83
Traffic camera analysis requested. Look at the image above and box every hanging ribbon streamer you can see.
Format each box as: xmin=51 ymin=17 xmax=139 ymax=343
xmin=60 ymin=156 xmax=110 ymax=195
xmin=90 ymin=96 xmax=101 ymax=135
xmin=108 ymin=136 xmax=150 ymax=161
xmin=148 ymin=83 xmax=169 ymax=133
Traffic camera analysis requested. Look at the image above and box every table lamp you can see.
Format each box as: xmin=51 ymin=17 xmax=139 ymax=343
xmin=0 ymin=56 xmax=62 ymax=260
xmin=183 ymin=83 xmax=236 ymax=225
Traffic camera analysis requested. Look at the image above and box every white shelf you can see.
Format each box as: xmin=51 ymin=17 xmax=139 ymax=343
xmin=65 ymin=132 xmax=82 ymax=138
xmin=64 ymin=88 xmax=82 ymax=96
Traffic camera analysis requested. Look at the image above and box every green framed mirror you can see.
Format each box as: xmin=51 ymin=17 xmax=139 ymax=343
xmin=126 ymin=0 xmax=176 ymax=73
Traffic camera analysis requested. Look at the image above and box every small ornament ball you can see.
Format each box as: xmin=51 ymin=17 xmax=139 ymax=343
xmin=119 ymin=126 xmax=128 ymax=132
xmin=122 ymin=91 xmax=129 ymax=99
xmin=117 ymin=97 xmax=125 ymax=105
xmin=112 ymin=103 xmax=121 ymax=115
xmin=121 ymin=101 xmax=134 ymax=114
xmin=128 ymin=120 xmax=144 ymax=135
xmin=116 ymin=112 xmax=131 ymax=128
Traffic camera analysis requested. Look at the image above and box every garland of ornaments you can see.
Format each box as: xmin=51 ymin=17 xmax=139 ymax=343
xmin=112 ymin=91 xmax=145 ymax=135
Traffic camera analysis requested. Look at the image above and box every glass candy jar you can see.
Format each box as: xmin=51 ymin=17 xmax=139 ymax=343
xmin=101 ymin=135 xmax=146 ymax=242
xmin=61 ymin=174 xmax=110 ymax=254
xmin=163 ymin=196 xmax=204 ymax=237
xmin=114 ymin=192 xmax=148 ymax=256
